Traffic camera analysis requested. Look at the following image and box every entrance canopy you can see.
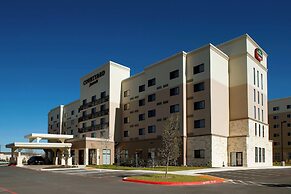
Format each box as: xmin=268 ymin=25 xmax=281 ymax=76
xmin=6 ymin=133 xmax=74 ymax=166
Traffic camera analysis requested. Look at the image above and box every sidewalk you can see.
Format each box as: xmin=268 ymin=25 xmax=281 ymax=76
xmin=170 ymin=166 xmax=291 ymax=176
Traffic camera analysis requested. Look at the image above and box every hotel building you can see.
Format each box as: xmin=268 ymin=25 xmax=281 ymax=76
xmin=48 ymin=34 xmax=273 ymax=167
xmin=268 ymin=97 xmax=291 ymax=162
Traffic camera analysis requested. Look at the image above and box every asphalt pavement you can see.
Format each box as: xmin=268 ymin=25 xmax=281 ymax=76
xmin=0 ymin=166 xmax=291 ymax=194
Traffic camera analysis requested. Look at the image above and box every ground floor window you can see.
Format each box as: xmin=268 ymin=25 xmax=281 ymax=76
xmin=194 ymin=149 xmax=205 ymax=158
xmin=255 ymin=147 xmax=265 ymax=163
xmin=288 ymin=152 xmax=291 ymax=160
xmin=274 ymin=152 xmax=280 ymax=161
xmin=255 ymin=147 xmax=258 ymax=162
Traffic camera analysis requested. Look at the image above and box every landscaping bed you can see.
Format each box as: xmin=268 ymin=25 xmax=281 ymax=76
xmin=87 ymin=165 xmax=207 ymax=171
xmin=122 ymin=174 xmax=224 ymax=185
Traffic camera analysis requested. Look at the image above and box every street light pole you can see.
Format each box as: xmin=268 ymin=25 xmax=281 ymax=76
xmin=281 ymin=121 xmax=287 ymax=163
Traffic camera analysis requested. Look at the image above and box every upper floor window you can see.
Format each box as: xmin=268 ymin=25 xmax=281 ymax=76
xmin=170 ymin=104 xmax=179 ymax=113
xmin=148 ymin=94 xmax=156 ymax=102
xmin=139 ymin=114 xmax=145 ymax=121
xmin=148 ymin=125 xmax=156 ymax=133
xmin=83 ymin=99 xmax=87 ymax=105
xmin=91 ymin=107 xmax=96 ymax=114
xmin=261 ymin=94 xmax=264 ymax=106
xmin=261 ymin=73 xmax=263 ymax=90
xmin=194 ymin=119 xmax=205 ymax=128
xmin=287 ymin=114 xmax=291 ymax=118
xmin=124 ymin=103 xmax=130 ymax=110
xmin=71 ymin=110 xmax=74 ymax=116
xmin=51 ymin=117 xmax=53 ymax=121
xmin=124 ymin=117 xmax=129 ymax=124
xmin=124 ymin=90 xmax=130 ymax=97
xmin=273 ymin=107 xmax=279 ymax=111
xmin=253 ymin=68 xmax=256 ymax=85
xmin=100 ymin=91 xmax=106 ymax=98
xmin=100 ymin=104 xmax=106 ymax=111
xmin=57 ymin=114 xmax=59 ymax=119
xmin=194 ymin=149 xmax=205 ymax=158
xmin=148 ymin=78 xmax=156 ymax=87
xmin=193 ymin=64 xmax=204 ymax=74
xmin=287 ymin=105 xmax=291 ymax=109
xmin=148 ymin=109 xmax=156 ymax=118
xmin=194 ymin=100 xmax=205 ymax=110
xmin=139 ymin=128 xmax=145 ymax=135
xmin=193 ymin=82 xmax=204 ymax=92
xmin=170 ymin=69 xmax=179 ymax=80
xmin=92 ymin=95 xmax=96 ymax=102
xmin=257 ymin=70 xmax=260 ymax=87
xmin=139 ymin=99 xmax=145 ymax=106
xmin=170 ymin=87 xmax=179 ymax=96
xmin=273 ymin=115 xmax=279 ymax=119
xmin=139 ymin=84 xmax=145 ymax=92
xmin=91 ymin=120 xmax=96 ymax=126
xmin=253 ymin=89 xmax=256 ymax=102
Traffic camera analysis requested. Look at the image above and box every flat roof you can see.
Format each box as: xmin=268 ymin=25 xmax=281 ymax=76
xmin=6 ymin=142 xmax=72 ymax=149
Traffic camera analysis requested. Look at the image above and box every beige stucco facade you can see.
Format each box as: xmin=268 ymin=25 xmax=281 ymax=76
xmin=48 ymin=34 xmax=272 ymax=167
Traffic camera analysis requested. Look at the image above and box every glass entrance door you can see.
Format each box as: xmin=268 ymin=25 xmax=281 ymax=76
xmin=79 ymin=150 xmax=84 ymax=165
xmin=230 ymin=152 xmax=243 ymax=166
xmin=102 ymin=149 xmax=111 ymax=165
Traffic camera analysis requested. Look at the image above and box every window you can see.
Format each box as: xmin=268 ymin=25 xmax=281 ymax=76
xmin=262 ymin=125 xmax=265 ymax=137
xmin=273 ymin=115 xmax=279 ymax=119
xmin=194 ymin=149 xmax=205 ymax=158
xmin=91 ymin=133 xmax=96 ymax=138
xmin=170 ymin=87 xmax=179 ymax=96
xmin=274 ymin=142 xmax=280 ymax=146
xmin=194 ymin=100 xmax=205 ymax=110
xmin=139 ymin=99 xmax=145 ymax=106
xmin=71 ymin=110 xmax=74 ymax=116
xmin=257 ymin=70 xmax=259 ymax=87
xmin=51 ymin=117 xmax=53 ymax=121
xmin=262 ymin=148 xmax=265 ymax=162
xmin=253 ymin=68 xmax=256 ymax=85
xmin=148 ymin=94 xmax=156 ymax=102
xmin=261 ymin=94 xmax=264 ymax=106
xmin=100 ymin=104 xmax=106 ymax=111
xmin=287 ymin=105 xmax=291 ymax=109
xmin=139 ymin=113 xmax=145 ymax=121
xmin=91 ymin=107 xmax=96 ymax=114
xmin=254 ymin=89 xmax=256 ymax=102
xmin=255 ymin=147 xmax=258 ymax=163
xmin=124 ymin=90 xmax=130 ymax=97
xmin=92 ymin=95 xmax=96 ymax=102
xmin=257 ymin=91 xmax=260 ymax=104
xmin=259 ymin=147 xmax=262 ymax=162
xmin=170 ymin=104 xmax=179 ymax=113
xmin=100 ymin=118 xmax=106 ymax=125
xmin=139 ymin=84 xmax=145 ymax=92
xmin=255 ymin=123 xmax=257 ymax=136
xmin=288 ymin=114 xmax=291 ymax=118
xmin=288 ymin=123 xmax=291 ymax=128
xmin=273 ymin=106 xmax=279 ymax=111
xmin=82 ymin=111 xmax=86 ymax=117
xmin=288 ymin=142 xmax=291 ymax=146
xmin=124 ymin=117 xmax=129 ymax=124
xmin=258 ymin=108 xmax=260 ymax=120
xmin=100 ymin=91 xmax=106 ymax=98
xmin=289 ymin=153 xmax=291 ymax=160
xmin=91 ymin=120 xmax=97 ymax=126
xmin=124 ymin=103 xmax=130 ymax=110
xmin=273 ymin=124 xmax=279 ymax=128
xmin=254 ymin=106 xmax=256 ymax=119
xmin=170 ymin=69 xmax=179 ymax=80
xmin=258 ymin=124 xmax=261 ymax=137
xmin=193 ymin=63 xmax=204 ymax=74
xmin=148 ymin=110 xmax=156 ymax=118
xmin=82 ymin=122 xmax=86 ymax=128
xmin=57 ymin=114 xmax=59 ymax=119
xmin=273 ymin=133 xmax=279 ymax=137
xmin=262 ymin=109 xmax=264 ymax=122
xmin=139 ymin=128 xmax=145 ymax=135
xmin=194 ymin=119 xmax=205 ymax=128
xmin=124 ymin=131 xmax=129 ymax=137
xmin=193 ymin=82 xmax=204 ymax=92
xmin=148 ymin=125 xmax=156 ymax=133
xmin=148 ymin=78 xmax=156 ymax=87
xmin=261 ymin=73 xmax=263 ymax=89
xmin=83 ymin=99 xmax=87 ymax=105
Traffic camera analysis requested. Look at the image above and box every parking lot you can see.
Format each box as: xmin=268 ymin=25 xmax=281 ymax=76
xmin=0 ymin=165 xmax=291 ymax=194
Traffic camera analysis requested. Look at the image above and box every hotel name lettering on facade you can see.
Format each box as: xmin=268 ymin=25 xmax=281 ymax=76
xmin=83 ymin=70 xmax=105 ymax=87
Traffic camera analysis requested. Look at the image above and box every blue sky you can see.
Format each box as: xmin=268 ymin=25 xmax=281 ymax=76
xmin=0 ymin=0 xmax=291 ymax=151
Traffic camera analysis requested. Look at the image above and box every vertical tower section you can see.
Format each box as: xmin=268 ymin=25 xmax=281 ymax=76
xmin=48 ymin=105 xmax=64 ymax=134
xmin=186 ymin=44 xmax=229 ymax=167
xmin=218 ymin=34 xmax=272 ymax=167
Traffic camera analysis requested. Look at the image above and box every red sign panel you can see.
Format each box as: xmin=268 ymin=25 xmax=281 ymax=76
xmin=255 ymin=48 xmax=263 ymax=62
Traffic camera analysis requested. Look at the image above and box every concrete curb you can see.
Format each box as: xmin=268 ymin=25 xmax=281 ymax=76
xmin=122 ymin=177 xmax=225 ymax=186
xmin=41 ymin=167 xmax=82 ymax=171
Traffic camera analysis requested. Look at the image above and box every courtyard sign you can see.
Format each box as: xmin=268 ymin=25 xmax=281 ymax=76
xmin=255 ymin=48 xmax=263 ymax=62
xmin=83 ymin=70 xmax=105 ymax=87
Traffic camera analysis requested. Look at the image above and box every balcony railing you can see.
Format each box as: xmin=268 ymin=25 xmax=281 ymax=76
xmin=79 ymin=95 xmax=109 ymax=111
xmin=78 ymin=109 xmax=109 ymax=122
xmin=78 ymin=122 xmax=109 ymax=133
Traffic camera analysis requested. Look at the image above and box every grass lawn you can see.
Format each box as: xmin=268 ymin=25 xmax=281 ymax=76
xmin=273 ymin=162 xmax=291 ymax=166
xmin=125 ymin=174 xmax=220 ymax=182
xmin=87 ymin=165 xmax=207 ymax=171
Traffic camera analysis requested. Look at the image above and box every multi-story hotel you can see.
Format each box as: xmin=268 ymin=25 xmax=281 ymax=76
xmin=48 ymin=34 xmax=273 ymax=167
xmin=268 ymin=97 xmax=291 ymax=162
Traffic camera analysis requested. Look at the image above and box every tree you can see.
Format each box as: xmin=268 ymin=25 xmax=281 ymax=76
xmin=159 ymin=114 xmax=181 ymax=178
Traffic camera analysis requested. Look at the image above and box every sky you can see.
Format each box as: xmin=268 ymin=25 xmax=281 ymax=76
xmin=0 ymin=0 xmax=291 ymax=151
